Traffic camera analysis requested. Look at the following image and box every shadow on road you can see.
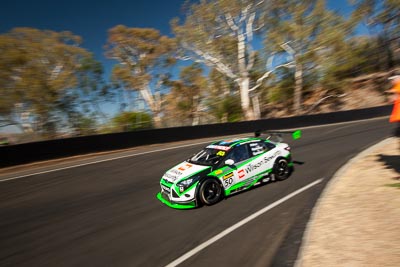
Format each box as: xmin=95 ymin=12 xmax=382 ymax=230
xmin=378 ymin=154 xmax=400 ymax=174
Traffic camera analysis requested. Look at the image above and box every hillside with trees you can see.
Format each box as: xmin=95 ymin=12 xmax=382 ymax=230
xmin=0 ymin=0 xmax=399 ymax=144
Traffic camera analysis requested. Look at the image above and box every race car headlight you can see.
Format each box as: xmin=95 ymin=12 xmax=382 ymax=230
xmin=177 ymin=175 xmax=201 ymax=193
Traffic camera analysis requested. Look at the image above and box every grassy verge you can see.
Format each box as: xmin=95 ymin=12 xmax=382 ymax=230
xmin=385 ymin=183 xmax=400 ymax=189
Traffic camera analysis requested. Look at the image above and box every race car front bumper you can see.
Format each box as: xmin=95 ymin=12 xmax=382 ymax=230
xmin=156 ymin=192 xmax=196 ymax=209
xmin=157 ymin=180 xmax=198 ymax=209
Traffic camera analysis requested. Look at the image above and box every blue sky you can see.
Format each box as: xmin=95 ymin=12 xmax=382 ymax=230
xmin=0 ymin=0 xmax=359 ymax=128
xmin=0 ymin=1 xmax=183 ymax=49
xmin=1 ymin=1 xmax=185 ymax=78
xmin=1 ymin=0 xmax=356 ymax=68
xmin=1 ymin=0 xmax=186 ymax=122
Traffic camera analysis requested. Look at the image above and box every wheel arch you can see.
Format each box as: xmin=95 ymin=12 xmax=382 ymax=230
xmin=272 ymin=156 xmax=292 ymax=181
xmin=196 ymin=175 xmax=225 ymax=197
xmin=195 ymin=176 xmax=225 ymax=205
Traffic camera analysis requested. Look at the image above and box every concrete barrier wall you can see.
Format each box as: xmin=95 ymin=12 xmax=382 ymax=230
xmin=0 ymin=105 xmax=392 ymax=168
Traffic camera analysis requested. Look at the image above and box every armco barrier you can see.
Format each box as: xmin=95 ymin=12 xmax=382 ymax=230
xmin=0 ymin=105 xmax=392 ymax=168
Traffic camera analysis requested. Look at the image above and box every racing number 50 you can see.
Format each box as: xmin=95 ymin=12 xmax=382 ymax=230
xmin=224 ymin=177 xmax=233 ymax=187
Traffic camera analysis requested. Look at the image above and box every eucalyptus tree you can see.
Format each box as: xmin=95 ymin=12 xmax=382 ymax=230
xmin=351 ymin=0 xmax=400 ymax=69
xmin=164 ymin=63 xmax=208 ymax=126
xmin=207 ymin=68 xmax=243 ymax=122
xmin=264 ymin=0 xmax=351 ymax=114
xmin=172 ymin=0 xmax=292 ymax=120
xmin=0 ymin=28 xmax=94 ymax=134
xmin=105 ymin=25 xmax=176 ymax=127
xmin=351 ymin=0 xmax=400 ymax=35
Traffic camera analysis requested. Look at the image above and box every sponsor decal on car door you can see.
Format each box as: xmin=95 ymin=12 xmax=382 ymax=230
xmin=237 ymin=156 xmax=266 ymax=185
xmin=220 ymin=166 xmax=243 ymax=189
xmin=235 ymin=149 xmax=281 ymax=185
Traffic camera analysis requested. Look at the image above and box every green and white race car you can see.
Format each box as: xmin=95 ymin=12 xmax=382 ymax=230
xmin=156 ymin=131 xmax=301 ymax=209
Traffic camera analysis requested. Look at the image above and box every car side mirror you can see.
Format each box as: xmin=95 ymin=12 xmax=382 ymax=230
xmin=225 ymin=159 xmax=235 ymax=166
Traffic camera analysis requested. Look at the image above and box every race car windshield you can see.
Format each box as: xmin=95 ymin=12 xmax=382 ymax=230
xmin=188 ymin=148 xmax=226 ymax=166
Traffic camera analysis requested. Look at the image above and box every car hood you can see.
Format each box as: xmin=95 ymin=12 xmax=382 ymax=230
xmin=162 ymin=161 xmax=210 ymax=184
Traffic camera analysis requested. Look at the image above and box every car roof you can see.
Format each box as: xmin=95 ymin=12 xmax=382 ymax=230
xmin=210 ymin=137 xmax=264 ymax=148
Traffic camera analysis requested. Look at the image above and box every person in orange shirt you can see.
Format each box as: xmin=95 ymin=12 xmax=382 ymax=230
xmin=389 ymin=74 xmax=400 ymax=137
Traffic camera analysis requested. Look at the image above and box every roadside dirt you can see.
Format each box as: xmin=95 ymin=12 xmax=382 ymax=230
xmin=297 ymin=138 xmax=400 ymax=267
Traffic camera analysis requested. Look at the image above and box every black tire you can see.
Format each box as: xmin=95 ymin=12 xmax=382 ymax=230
xmin=198 ymin=179 xmax=223 ymax=206
xmin=273 ymin=157 xmax=291 ymax=181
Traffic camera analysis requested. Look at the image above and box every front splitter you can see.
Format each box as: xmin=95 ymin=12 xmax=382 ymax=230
xmin=156 ymin=192 xmax=197 ymax=209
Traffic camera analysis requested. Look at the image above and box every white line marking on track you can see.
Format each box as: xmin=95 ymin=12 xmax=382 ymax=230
xmin=165 ymin=178 xmax=324 ymax=267
xmin=1 ymin=116 xmax=388 ymax=182
xmin=283 ymin=115 xmax=389 ymax=132
xmin=0 ymin=140 xmax=214 ymax=182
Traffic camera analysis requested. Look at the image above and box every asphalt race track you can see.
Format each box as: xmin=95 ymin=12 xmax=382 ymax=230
xmin=0 ymin=117 xmax=395 ymax=267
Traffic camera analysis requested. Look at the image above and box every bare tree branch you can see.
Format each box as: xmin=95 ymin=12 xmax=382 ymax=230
xmin=248 ymin=42 xmax=296 ymax=92
xmin=249 ymin=61 xmax=294 ymax=92
xmin=182 ymin=42 xmax=237 ymax=79
xmin=281 ymin=41 xmax=295 ymax=56
xmin=239 ymin=4 xmax=252 ymax=24
xmin=246 ymin=11 xmax=256 ymax=42
xmin=246 ymin=11 xmax=256 ymax=71
xmin=225 ymin=13 xmax=239 ymax=32
xmin=50 ymin=64 xmax=63 ymax=80
xmin=305 ymin=93 xmax=347 ymax=114
xmin=140 ymin=85 xmax=157 ymax=112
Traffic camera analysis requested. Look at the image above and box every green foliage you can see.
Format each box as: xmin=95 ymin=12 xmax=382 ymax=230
xmin=2 ymin=0 xmax=399 ymax=139
xmin=385 ymin=183 xmax=400 ymax=189
xmin=105 ymin=25 xmax=177 ymax=127
xmin=73 ymin=115 xmax=98 ymax=135
xmin=267 ymin=86 xmax=292 ymax=104
xmin=106 ymin=26 xmax=176 ymax=89
xmin=351 ymin=0 xmax=400 ymax=35
xmin=0 ymin=27 xmax=102 ymax=135
xmin=164 ymin=63 xmax=207 ymax=125
xmin=350 ymin=0 xmax=400 ymax=69
xmin=75 ymin=56 xmax=111 ymax=120
xmin=208 ymin=95 xmax=243 ymax=122
xmin=171 ymin=1 xmax=244 ymax=70
xmin=264 ymin=0 xmax=352 ymax=113
xmin=263 ymin=69 xmax=294 ymax=104
xmin=318 ymin=36 xmax=385 ymax=91
xmin=112 ymin=111 xmax=153 ymax=132
xmin=207 ymin=69 xmax=243 ymax=122
xmin=172 ymin=0 xmax=268 ymax=120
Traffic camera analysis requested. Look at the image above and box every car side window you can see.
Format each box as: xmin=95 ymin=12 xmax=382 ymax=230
xmin=265 ymin=141 xmax=276 ymax=150
xmin=227 ymin=144 xmax=251 ymax=164
xmin=249 ymin=141 xmax=275 ymax=157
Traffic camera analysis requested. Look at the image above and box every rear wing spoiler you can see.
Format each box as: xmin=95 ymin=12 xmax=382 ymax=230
xmin=255 ymin=130 xmax=302 ymax=142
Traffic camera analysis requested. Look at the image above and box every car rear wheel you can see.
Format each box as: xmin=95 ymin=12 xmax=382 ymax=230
xmin=273 ymin=158 xmax=291 ymax=181
xmin=198 ymin=179 xmax=222 ymax=205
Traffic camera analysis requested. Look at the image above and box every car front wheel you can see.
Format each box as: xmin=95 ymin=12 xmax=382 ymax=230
xmin=198 ymin=179 xmax=222 ymax=205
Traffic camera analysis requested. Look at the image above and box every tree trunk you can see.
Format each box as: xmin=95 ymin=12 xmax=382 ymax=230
xmin=239 ymin=77 xmax=255 ymax=120
xmin=139 ymin=86 xmax=162 ymax=128
xmin=251 ymin=94 xmax=261 ymax=120
xmin=192 ymin=114 xmax=199 ymax=126
xmin=237 ymin=28 xmax=255 ymax=121
xmin=192 ymin=95 xmax=200 ymax=126
xmin=152 ymin=114 xmax=162 ymax=128
xmin=293 ymin=62 xmax=303 ymax=115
